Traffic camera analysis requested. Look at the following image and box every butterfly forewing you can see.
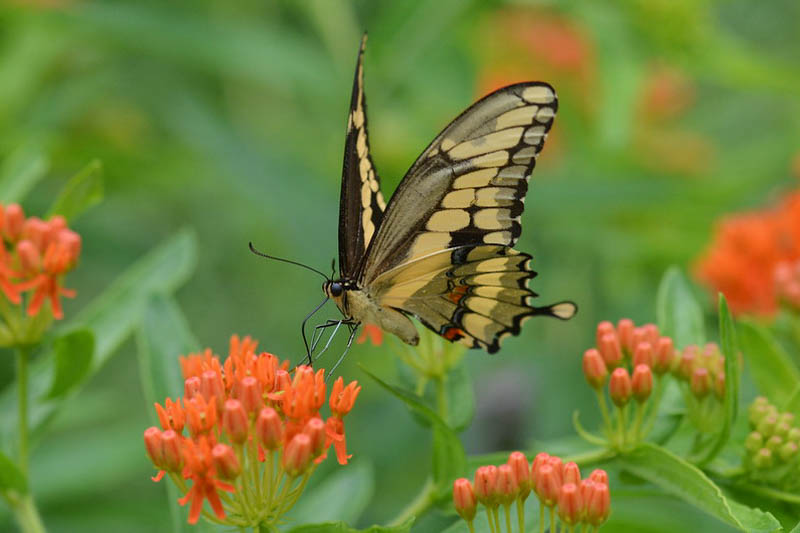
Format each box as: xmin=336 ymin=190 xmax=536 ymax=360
xmin=359 ymin=82 xmax=558 ymax=283
xmin=338 ymin=35 xmax=386 ymax=279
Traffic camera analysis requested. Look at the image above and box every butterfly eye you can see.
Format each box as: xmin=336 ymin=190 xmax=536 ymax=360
xmin=329 ymin=282 xmax=343 ymax=297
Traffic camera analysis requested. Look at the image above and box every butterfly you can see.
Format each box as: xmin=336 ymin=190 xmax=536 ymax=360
xmin=319 ymin=35 xmax=576 ymax=355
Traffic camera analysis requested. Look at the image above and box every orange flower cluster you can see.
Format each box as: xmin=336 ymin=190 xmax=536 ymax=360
xmin=453 ymin=451 xmax=610 ymax=533
xmin=775 ymin=260 xmax=800 ymax=310
xmin=143 ymin=335 xmax=360 ymax=526
xmin=0 ymin=203 xmax=80 ymax=321
xmin=695 ymin=191 xmax=800 ymax=316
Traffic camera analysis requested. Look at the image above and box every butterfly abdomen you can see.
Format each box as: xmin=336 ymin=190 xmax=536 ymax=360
xmin=345 ymin=289 xmax=419 ymax=346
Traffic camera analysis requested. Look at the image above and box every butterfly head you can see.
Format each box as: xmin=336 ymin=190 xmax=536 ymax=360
xmin=323 ymin=280 xmax=344 ymax=299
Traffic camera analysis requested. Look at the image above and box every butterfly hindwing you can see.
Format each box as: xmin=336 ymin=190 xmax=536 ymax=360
xmin=372 ymin=245 xmax=575 ymax=353
xmin=360 ymin=82 xmax=558 ymax=283
xmin=338 ymin=34 xmax=386 ymax=278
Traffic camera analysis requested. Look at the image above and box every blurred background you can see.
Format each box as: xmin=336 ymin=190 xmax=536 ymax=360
xmin=0 ymin=0 xmax=799 ymax=531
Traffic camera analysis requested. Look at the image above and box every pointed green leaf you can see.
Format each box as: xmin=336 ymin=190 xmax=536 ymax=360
xmin=286 ymin=518 xmax=413 ymax=533
xmin=45 ymin=329 xmax=94 ymax=399
xmin=46 ymin=159 xmax=103 ymax=221
xmin=738 ymin=320 xmax=800 ymax=406
xmin=695 ymin=294 xmax=739 ymax=465
xmin=0 ymin=144 xmax=48 ymax=203
xmin=0 ymin=230 xmax=197 ymax=452
xmin=656 ymin=266 xmax=705 ymax=349
xmin=286 ymin=461 xmax=374 ymax=526
xmin=0 ymin=449 xmax=27 ymax=493
xmin=620 ymin=443 xmax=780 ymax=531
xmin=359 ymin=366 xmax=465 ymax=491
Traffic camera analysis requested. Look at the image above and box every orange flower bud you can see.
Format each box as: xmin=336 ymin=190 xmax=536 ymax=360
xmin=595 ymin=321 xmax=615 ymax=348
xmin=212 ymin=444 xmax=241 ymax=480
xmin=690 ymin=367 xmax=711 ymax=398
xmin=312 ymin=369 xmax=326 ymax=410
xmin=589 ymin=469 xmax=609 ymax=486
xmin=562 ymin=461 xmax=581 ymax=486
xmin=474 ymin=465 xmax=498 ymax=506
xmin=534 ymin=464 xmax=561 ymax=507
xmin=201 ymin=370 xmax=225 ymax=408
xmin=557 ymin=483 xmax=583 ymax=526
xmin=584 ymin=481 xmax=611 ymax=526
xmin=275 ymin=369 xmax=291 ymax=392
xmin=237 ymin=376 xmax=263 ymax=413
xmin=57 ymin=229 xmax=81 ymax=262
xmin=161 ymin=430 xmax=183 ymax=472
xmin=632 ymin=364 xmax=653 ymax=403
xmin=654 ymin=337 xmax=675 ymax=374
xmin=16 ymin=240 xmax=40 ymax=272
xmin=256 ymin=407 xmax=283 ymax=450
xmin=184 ymin=376 xmax=201 ymax=399
xmin=616 ymin=319 xmax=635 ymax=353
xmin=632 ymin=342 xmax=654 ymax=368
xmin=256 ymin=353 xmax=278 ymax=393
xmin=678 ymin=346 xmax=698 ymax=380
xmin=303 ymin=417 xmax=326 ymax=457
xmin=583 ymin=348 xmax=608 ymax=389
xmin=222 ymin=399 xmax=249 ymax=444
xmin=4 ymin=204 xmax=24 ymax=241
xmin=496 ymin=464 xmax=518 ymax=505
xmin=642 ymin=323 xmax=659 ymax=347
xmin=453 ymin=478 xmax=478 ymax=522
xmin=283 ymin=433 xmax=313 ymax=476
xmin=508 ymin=451 xmax=531 ymax=499
xmin=530 ymin=452 xmax=550 ymax=485
xmin=599 ymin=333 xmax=623 ymax=367
xmin=144 ymin=427 xmax=164 ymax=467
xmin=609 ymin=368 xmax=632 ymax=407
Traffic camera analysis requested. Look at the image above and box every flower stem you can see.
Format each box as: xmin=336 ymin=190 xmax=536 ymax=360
xmin=631 ymin=402 xmax=645 ymax=442
xmin=594 ymin=389 xmax=613 ymax=438
xmin=434 ymin=375 xmax=448 ymax=420
xmin=468 ymin=520 xmax=476 ymax=533
xmin=16 ymin=346 xmax=30 ymax=472
xmin=516 ymin=498 xmax=525 ymax=533
xmin=503 ymin=503 xmax=512 ymax=533
xmin=486 ymin=507 xmax=497 ymax=533
xmin=616 ymin=406 xmax=626 ymax=449
xmin=387 ymin=478 xmax=435 ymax=527
xmin=539 ymin=502 xmax=544 ymax=533
xmin=549 ymin=507 xmax=556 ymax=533
xmin=11 ymin=494 xmax=46 ymax=533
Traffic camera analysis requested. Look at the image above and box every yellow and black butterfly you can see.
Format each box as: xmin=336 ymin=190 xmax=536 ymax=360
xmin=313 ymin=35 xmax=576 ymax=355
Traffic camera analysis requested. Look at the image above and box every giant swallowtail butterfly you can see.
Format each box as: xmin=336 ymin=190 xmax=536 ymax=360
xmin=319 ymin=36 xmax=576 ymax=355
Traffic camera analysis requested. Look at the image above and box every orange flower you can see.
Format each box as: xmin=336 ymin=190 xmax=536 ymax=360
xmin=695 ymin=191 xmax=800 ymax=316
xmin=144 ymin=335 xmax=360 ymax=526
xmin=357 ymin=323 xmax=383 ymax=345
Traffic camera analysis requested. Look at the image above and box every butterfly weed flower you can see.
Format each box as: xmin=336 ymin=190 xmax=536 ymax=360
xmin=143 ymin=335 xmax=360 ymax=528
xmin=455 ymin=452 xmax=611 ymax=533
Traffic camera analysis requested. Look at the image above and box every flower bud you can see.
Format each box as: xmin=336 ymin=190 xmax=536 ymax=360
xmin=753 ymin=448 xmax=773 ymax=469
xmin=775 ymin=421 xmax=792 ymax=439
xmin=184 ymin=376 xmax=201 ymax=399
xmin=632 ymin=364 xmax=654 ymax=403
xmin=633 ymin=342 xmax=654 ymax=369
xmin=530 ymin=452 xmax=550 ymax=484
xmin=599 ymin=333 xmax=623 ymax=367
xmin=222 ymin=399 xmax=249 ymax=444
xmin=745 ymin=432 xmax=763 ymax=453
xmin=584 ymin=481 xmax=611 ymax=526
xmin=678 ymin=346 xmax=697 ymax=380
xmin=496 ymin=464 xmax=518 ymax=506
xmin=201 ymin=370 xmax=225 ymax=408
xmin=4 ymin=204 xmax=24 ymax=241
xmin=642 ymin=323 xmax=660 ymax=348
xmin=303 ymin=417 xmax=326 ymax=457
xmin=653 ymin=337 xmax=675 ymax=374
xmin=237 ymin=376 xmax=263 ymax=413
xmin=212 ymin=444 xmax=241 ymax=480
xmin=275 ymin=369 xmax=291 ymax=391
xmin=562 ymin=461 xmax=580 ymax=486
xmin=779 ymin=441 xmax=798 ymax=462
xmin=690 ymin=368 xmax=711 ymax=398
xmin=144 ymin=427 xmax=164 ymax=466
xmin=788 ymin=428 xmax=800 ymax=443
xmin=508 ymin=451 xmax=531 ymax=499
xmin=778 ymin=412 xmax=795 ymax=428
xmin=534 ymin=464 xmax=561 ymax=507
xmin=557 ymin=483 xmax=583 ymax=526
xmin=16 ymin=240 xmax=41 ymax=272
xmin=595 ymin=321 xmax=615 ymax=349
xmin=748 ymin=402 xmax=771 ymax=428
xmin=757 ymin=415 xmax=778 ymax=437
xmin=282 ymin=433 xmax=313 ymax=476
xmin=616 ymin=319 xmax=635 ymax=353
xmin=589 ymin=469 xmax=609 ymax=486
xmin=160 ymin=430 xmax=183 ymax=472
xmin=474 ymin=465 xmax=498 ymax=506
xmin=609 ymin=368 xmax=632 ymax=407
xmin=583 ymin=348 xmax=608 ymax=389
xmin=766 ymin=435 xmax=783 ymax=452
xmin=256 ymin=407 xmax=283 ymax=450
xmin=453 ymin=478 xmax=477 ymax=522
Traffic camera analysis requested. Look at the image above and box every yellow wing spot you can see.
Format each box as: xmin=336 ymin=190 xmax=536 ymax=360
xmin=441 ymin=189 xmax=476 ymax=209
xmin=369 ymin=174 xmax=379 ymax=192
xmin=551 ymin=302 xmax=577 ymax=319
xmin=522 ymin=85 xmax=555 ymax=104
xmin=523 ymin=126 xmax=547 ymax=145
xmin=475 ymin=257 xmax=515 ymax=272
xmin=473 ymin=208 xmax=512 ymax=230
xmin=376 ymin=191 xmax=386 ymax=210
xmin=512 ymin=146 xmax=538 ymax=164
xmin=483 ymin=231 xmax=512 ymax=244
xmin=465 ymin=296 xmax=500 ymax=316
xmin=361 ymin=182 xmax=372 ymax=207
xmin=427 ymin=209 xmax=470 ymax=232
xmin=475 ymin=187 xmax=516 ymax=207
xmin=495 ymin=106 xmax=538 ymax=129
xmin=352 ymin=108 xmax=365 ymax=129
xmin=472 ymin=271 xmax=528 ymax=286
xmin=362 ymin=207 xmax=374 ymax=246
xmin=441 ymin=138 xmax=456 ymax=151
xmin=462 ymin=313 xmax=496 ymax=340
xmin=356 ymin=128 xmax=367 ymax=158
xmin=471 ymin=151 xmax=510 ymax=168
xmin=536 ymin=106 xmax=555 ymax=122
xmin=359 ymin=156 xmax=371 ymax=178
xmin=448 ymin=128 xmax=524 ymax=160
xmin=453 ymin=169 xmax=497 ymax=189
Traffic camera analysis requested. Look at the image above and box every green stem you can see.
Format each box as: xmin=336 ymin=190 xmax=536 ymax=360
xmin=503 ymin=503 xmax=512 ymax=533
xmin=434 ymin=375 xmax=448 ymax=420
xmin=486 ymin=507 xmax=497 ymax=533
xmin=641 ymin=377 xmax=666 ymax=437
xmin=631 ymin=402 xmax=645 ymax=443
xmin=16 ymin=346 xmax=30 ymax=472
xmin=468 ymin=520 xmax=476 ymax=533
xmin=549 ymin=507 xmax=556 ymax=533
xmin=562 ymin=448 xmax=616 ymax=467
xmin=733 ymin=482 xmax=800 ymax=504
xmin=539 ymin=502 xmax=544 ymax=533
xmin=594 ymin=389 xmax=613 ymax=438
xmin=387 ymin=478 xmax=435 ymax=527
xmin=516 ymin=498 xmax=525 ymax=533
xmin=12 ymin=494 xmax=46 ymax=533
xmin=616 ymin=405 xmax=626 ymax=450
xmin=492 ymin=506 xmax=501 ymax=533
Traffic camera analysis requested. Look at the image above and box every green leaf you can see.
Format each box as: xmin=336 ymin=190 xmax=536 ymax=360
xmin=445 ymin=364 xmax=474 ymax=432
xmin=136 ymin=294 xmax=199 ymax=405
xmin=620 ymin=443 xmax=780 ymax=531
xmin=695 ymin=294 xmax=739 ymax=465
xmin=0 ymin=449 xmax=27 ymax=493
xmin=790 ymin=519 xmax=800 ymax=533
xmin=783 ymin=384 xmax=800 ymax=419
xmin=738 ymin=320 xmax=800 ymax=406
xmin=286 ymin=517 xmax=414 ymax=533
xmin=0 ymin=230 xmax=197 ymax=453
xmin=45 ymin=329 xmax=94 ymax=399
xmin=46 ymin=159 xmax=103 ymax=221
xmin=0 ymin=144 xmax=48 ymax=204
xmin=286 ymin=461 xmax=374 ymax=526
xmin=359 ymin=366 xmax=466 ymax=490
xmin=656 ymin=266 xmax=705 ymax=348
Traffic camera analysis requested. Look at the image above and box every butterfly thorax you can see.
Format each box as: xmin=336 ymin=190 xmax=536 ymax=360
xmin=323 ymin=279 xmax=419 ymax=346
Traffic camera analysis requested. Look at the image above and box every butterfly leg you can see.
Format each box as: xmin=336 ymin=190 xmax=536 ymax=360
xmin=310 ymin=320 xmax=345 ymax=364
xmin=326 ymin=323 xmax=359 ymax=380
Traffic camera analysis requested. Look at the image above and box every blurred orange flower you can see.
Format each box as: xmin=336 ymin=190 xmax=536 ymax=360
xmin=695 ymin=191 xmax=800 ymax=316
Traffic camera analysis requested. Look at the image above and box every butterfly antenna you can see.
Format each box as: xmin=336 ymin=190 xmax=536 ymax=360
xmin=249 ymin=242 xmax=329 ymax=281
xmin=301 ymin=295 xmax=330 ymax=365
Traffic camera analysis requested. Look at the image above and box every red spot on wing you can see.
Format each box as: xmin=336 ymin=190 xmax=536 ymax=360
xmin=448 ymin=285 xmax=469 ymax=304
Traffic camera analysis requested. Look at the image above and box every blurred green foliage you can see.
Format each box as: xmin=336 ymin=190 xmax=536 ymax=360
xmin=1 ymin=0 xmax=799 ymax=531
